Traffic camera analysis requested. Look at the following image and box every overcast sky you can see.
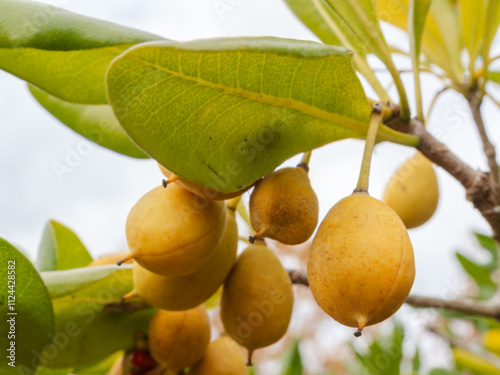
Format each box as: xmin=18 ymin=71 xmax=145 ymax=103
xmin=1 ymin=0 xmax=500 ymax=370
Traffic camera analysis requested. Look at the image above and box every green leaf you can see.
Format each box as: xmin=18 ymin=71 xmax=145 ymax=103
xmin=37 ymin=220 xmax=93 ymax=272
xmin=280 ymin=339 xmax=303 ymax=375
xmin=36 ymin=368 xmax=72 ymax=375
xmin=73 ymin=351 xmax=123 ymax=375
xmin=352 ymin=322 xmax=404 ymax=375
xmin=40 ymin=265 xmax=154 ymax=368
xmin=482 ymin=1 xmax=500 ymax=68
xmin=376 ymin=0 xmax=463 ymax=83
xmin=428 ymin=370 xmax=461 ymax=375
xmin=321 ymin=0 xmax=389 ymax=63
xmin=459 ymin=0 xmax=485 ymax=65
xmin=42 ymin=265 xmax=128 ymax=299
xmin=409 ymin=0 xmax=431 ymax=59
xmin=456 ymin=252 xmax=497 ymax=300
xmin=0 ymin=238 xmax=55 ymax=374
xmin=29 ymin=86 xmax=147 ymax=159
xmin=475 ymin=233 xmax=498 ymax=269
xmin=106 ymin=37 xmax=419 ymax=192
xmin=412 ymin=348 xmax=421 ymax=373
xmin=283 ymin=0 xmax=342 ymax=46
xmin=488 ymin=71 xmax=500 ymax=85
xmin=283 ymin=0 xmax=390 ymax=101
xmin=0 ymin=0 xmax=163 ymax=104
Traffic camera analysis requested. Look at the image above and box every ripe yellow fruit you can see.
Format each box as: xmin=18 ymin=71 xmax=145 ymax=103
xmin=149 ymin=306 xmax=211 ymax=371
xmin=189 ymin=335 xmax=247 ymax=375
xmin=383 ymin=152 xmax=439 ymax=229
xmin=221 ymin=244 xmax=294 ymax=363
xmin=124 ymin=209 xmax=238 ymax=310
xmin=308 ymin=193 xmax=415 ymax=335
xmin=122 ymin=185 xmax=227 ymax=277
xmin=88 ymin=252 xmax=131 ymax=266
xmin=482 ymin=329 xmax=500 ymax=357
xmin=158 ymin=164 xmax=249 ymax=200
xmin=249 ymin=166 xmax=319 ymax=245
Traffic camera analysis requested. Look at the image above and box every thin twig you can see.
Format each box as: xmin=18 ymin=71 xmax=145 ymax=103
xmin=468 ymin=93 xmax=500 ymax=184
xmin=287 ymin=269 xmax=500 ymax=320
xmin=406 ymin=295 xmax=500 ymax=320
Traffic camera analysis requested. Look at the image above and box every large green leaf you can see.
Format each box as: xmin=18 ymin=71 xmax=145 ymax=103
xmin=40 ymin=265 xmax=154 ymax=368
xmin=106 ymin=37 xmax=419 ymax=192
xmin=29 ymin=86 xmax=147 ymax=159
xmin=456 ymin=252 xmax=497 ymax=300
xmin=37 ymin=220 xmax=93 ymax=272
xmin=0 ymin=0 xmax=162 ymax=104
xmin=0 ymin=238 xmax=55 ymax=374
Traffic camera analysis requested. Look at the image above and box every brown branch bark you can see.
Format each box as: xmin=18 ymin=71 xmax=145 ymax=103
xmin=468 ymin=93 xmax=500 ymax=184
xmin=406 ymin=295 xmax=500 ymax=320
xmin=288 ymin=269 xmax=500 ymax=320
xmin=386 ymin=112 xmax=500 ymax=243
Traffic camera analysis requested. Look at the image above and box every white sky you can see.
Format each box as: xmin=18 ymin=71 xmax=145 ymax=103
xmin=1 ymin=0 xmax=500 ymax=371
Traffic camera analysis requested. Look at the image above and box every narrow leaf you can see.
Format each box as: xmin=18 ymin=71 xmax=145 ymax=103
xmin=284 ymin=0 xmax=390 ymax=101
xmin=37 ymin=220 xmax=93 ymax=272
xmin=72 ymin=351 xmax=123 ymax=375
xmin=106 ymin=37 xmax=419 ymax=192
xmin=0 ymin=0 xmax=162 ymax=104
xmin=408 ymin=0 xmax=431 ymax=119
xmin=280 ymin=340 xmax=303 ymax=375
xmin=456 ymin=252 xmax=497 ymax=300
xmin=29 ymin=86 xmax=147 ymax=159
xmin=459 ymin=0 xmax=485 ymax=65
xmin=0 ymin=238 xmax=55 ymax=374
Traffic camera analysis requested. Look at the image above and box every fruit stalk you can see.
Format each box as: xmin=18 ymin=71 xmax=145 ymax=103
xmin=355 ymin=105 xmax=382 ymax=193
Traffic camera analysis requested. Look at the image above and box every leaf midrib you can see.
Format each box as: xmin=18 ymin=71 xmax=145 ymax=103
xmin=123 ymin=53 xmax=369 ymax=134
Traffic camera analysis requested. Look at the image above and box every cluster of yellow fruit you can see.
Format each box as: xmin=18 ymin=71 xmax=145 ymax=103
xmin=114 ymin=139 xmax=440 ymax=370
xmin=115 ymin=165 xmax=304 ymax=371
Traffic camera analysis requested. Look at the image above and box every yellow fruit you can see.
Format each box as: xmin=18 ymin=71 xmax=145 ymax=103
xmin=383 ymin=152 xmax=439 ymax=229
xmin=308 ymin=193 xmax=415 ymax=335
xmin=121 ymin=185 xmax=227 ymax=277
xmin=453 ymin=347 xmax=500 ymax=375
xmin=124 ymin=209 xmax=238 ymax=310
xmin=221 ymin=244 xmax=294 ymax=363
xmin=189 ymin=335 xmax=247 ymax=375
xmin=149 ymin=306 xmax=211 ymax=371
xmin=249 ymin=166 xmax=319 ymax=245
xmin=158 ymin=164 xmax=249 ymax=200
xmin=88 ymin=252 xmax=131 ymax=266
xmin=482 ymin=329 xmax=500 ymax=357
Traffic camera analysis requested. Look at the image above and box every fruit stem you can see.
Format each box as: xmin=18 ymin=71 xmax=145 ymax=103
xmin=355 ymin=105 xmax=383 ymax=193
xmin=117 ymin=253 xmax=134 ymax=266
xmin=121 ymin=290 xmax=138 ymax=303
xmin=246 ymin=350 xmax=254 ymax=366
xmin=249 ymin=229 xmax=267 ymax=244
xmin=162 ymin=174 xmax=180 ymax=188
xmin=298 ymin=151 xmax=312 ymax=172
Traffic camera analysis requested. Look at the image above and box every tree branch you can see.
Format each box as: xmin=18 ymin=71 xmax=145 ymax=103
xmin=468 ymin=94 xmax=500 ymax=184
xmin=288 ymin=269 xmax=500 ymax=320
xmin=406 ymin=295 xmax=500 ymax=320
